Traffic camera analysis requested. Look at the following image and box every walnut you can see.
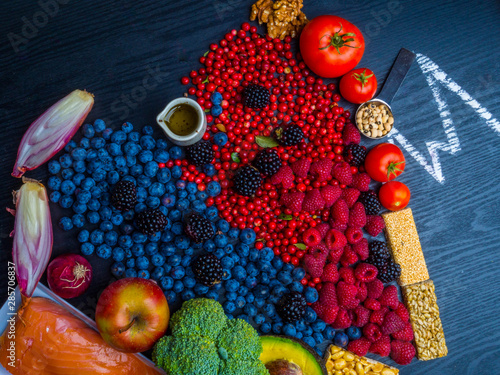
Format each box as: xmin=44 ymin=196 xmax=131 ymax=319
xmin=273 ymin=0 xmax=302 ymax=23
xmin=250 ymin=0 xmax=273 ymax=24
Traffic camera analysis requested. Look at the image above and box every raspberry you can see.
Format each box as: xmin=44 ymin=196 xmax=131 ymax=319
xmin=321 ymin=263 xmax=339 ymax=283
xmin=355 ymin=281 xmax=368 ymax=302
xmin=348 ymin=202 xmax=367 ymax=228
xmin=310 ymin=158 xmax=333 ymax=182
xmin=302 ymin=228 xmax=322 ymax=247
xmin=342 ymin=122 xmax=361 ymax=146
xmin=290 ymin=158 xmax=311 ymax=177
xmin=364 ymin=297 xmax=381 ymax=311
xmin=381 ymin=311 xmax=407 ymax=335
xmin=390 ymin=340 xmax=416 ymax=365
xmin=363 ymin=323 xmax=383 ymax=342
xmin=340 ymin=245 xmax=358 ymax=267
xmin=332 ymin=162 xmax=353 ymax=185
xmin=395 ymin=302 xmax=410 ymax=323
xmin=331 ymin=199 xmax=349 ymax=223
xmin=378 ymin=285 xmax=399 ymax=309
xmin=354 ymin=263 xmax=378 ymax=282
xmin=351 ymin=172 xmax=370 ymax=192
xmin=325 ymin=229 xmax=347 ymax=250
xmin=280 ymin=191 xmax=305 ymax=212
xmin=365 ymin=215 xmax=385 ymax=237
xmin=352 ymin=238 xmax=369 ymax=260
xmin=351 ymin=305 xmax=370 ymax=327
xmin=366 ymin=279 xmax=384 ymax=299
xmin=392 ymin=322 xmax=414 ymax=341
xmin=337 ymin=281 xmax=358 ymax=309
xmin=339 ymin=267 xmax=356 ymax=284
xmin=329 ymin=220 xmax=347 ymax=231
xmin=332 ymin=308 xmax=352 ymax=329
xmin=318 ymin=282 xmax=338 ymax=308
xmin=345 ymin=226 xmax=363 ymax=244
xmin=328 ymin=245 xmax=344 ymax=264
xmin=370 ymin=306 xmax=389 ymax=325
xmin=359 ymin=190 xmax=381 ymax=216
xmin=316 ymin=223 xmax=330 ymax=239
xmin=302 ymin=189 xmax=325 ymax=212
xmin=320 ymin=185 xmax=342 ymax=208
xmin=347 ymin=338 xmax=371 ymax=357
xmin=270 ymin=165 xmax=294 ymax=189
xmin=312 ymin=302 xmax=339 ymax=324
xmin=369 ymin=335 xmax=391 ymax=357
xmin=302 ymin=245 xmax=328 ymax=278
xmin=341 ymin=188 xmax=360 ymax=208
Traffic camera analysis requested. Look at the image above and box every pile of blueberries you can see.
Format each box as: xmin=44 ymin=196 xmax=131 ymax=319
xmin=46 ymin=119 xmax=361 ymax=356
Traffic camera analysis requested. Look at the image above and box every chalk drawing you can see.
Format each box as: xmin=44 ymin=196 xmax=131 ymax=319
xmin=388 ymin=53 xmax=500 ymax=184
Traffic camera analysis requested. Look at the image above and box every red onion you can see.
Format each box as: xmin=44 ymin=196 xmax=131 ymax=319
xmin=11 ymin=178 xmax=53 ymax=298
xmin=12 ymin=89 xmax=94 ymax=178
xmin=47 ymin=254 xmax=92 ymax=299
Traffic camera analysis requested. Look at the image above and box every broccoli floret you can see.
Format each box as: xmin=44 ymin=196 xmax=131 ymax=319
xmin=152 ymin=335 xmax=219 ymax=375
xmin=217 ymin=319 xmax=262 ymax=361
xmin=170 ymin=298 xmax=228 ymax=340
xmin=219 ymin=359 xmax=270 ymax=375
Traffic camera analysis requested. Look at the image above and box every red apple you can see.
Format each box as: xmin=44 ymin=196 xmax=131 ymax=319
xmin=95 ymin=277 xmax=169 ymax=353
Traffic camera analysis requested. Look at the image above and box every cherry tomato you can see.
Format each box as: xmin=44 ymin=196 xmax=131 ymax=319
xmin=365 ymin=143 xmax=405 ymax=182
xmin=379 ymin=181 xmax=411 ymax=211
xmin=339 ymin=68 xmax=377 ymax=104
xmin=299 ymin=15 xmax=365 ymax=78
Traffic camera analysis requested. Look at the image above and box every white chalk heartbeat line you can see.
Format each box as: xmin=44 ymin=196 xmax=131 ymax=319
xmin=387 ymin=53 xmax=500 ymax=184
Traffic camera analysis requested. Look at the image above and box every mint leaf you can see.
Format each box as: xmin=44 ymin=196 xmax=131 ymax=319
xmin=231 ymin=152 xmax=241 ymax=163
xmin=294 ymin=243 xmax=307 ymax=250
xmin=279 ymin=214 xmax=293 ymax=220
xmin=255 ymin=136 xmax=279 ymax=148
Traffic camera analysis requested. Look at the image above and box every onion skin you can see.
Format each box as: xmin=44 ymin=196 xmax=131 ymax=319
xmin=12 ymin=89 xmax=94 ymax=178
xmin=47 ymin=254 xmax=92 ymax=299
xmin=12 ymin=178 xmax=53 ymax=298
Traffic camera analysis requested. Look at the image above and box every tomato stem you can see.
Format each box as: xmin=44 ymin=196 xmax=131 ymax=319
xmin=352 ymin=69 xmax=374 ymax=89
xmin=319 ymin=23 xmax=360 ymax=54
xmin=386 ymin=161 xmax=405 ymax=180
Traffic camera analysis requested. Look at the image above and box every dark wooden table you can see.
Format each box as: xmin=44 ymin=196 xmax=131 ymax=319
xmin=1 ymin=0 xmax=499 ymax=373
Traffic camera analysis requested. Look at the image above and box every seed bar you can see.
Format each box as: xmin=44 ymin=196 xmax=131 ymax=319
xmin=323 ymin=345 xmax=399 ymax=374
xmin=382 ymin=208 xmax=429 ymax=286
xmin=402 ymin=280 xmax=448 ymax=360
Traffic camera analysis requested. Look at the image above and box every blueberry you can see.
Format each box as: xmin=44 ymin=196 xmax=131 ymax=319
xmin=73 ymin=161 xmax=87 ymax=174
xmin=128 ymin=131 xmax=140 ymax=142
xmin=64 ymin=140 xmax=77 ymax=151
xmin=245 ymin=293 xmax=255 ymax=303
xmin=92 ymin=119 xmax=105 ymax=132
xmin=236 ymin=244 xmax=250 ymax=258
xmin=283 ymin=263 xmax=295 ymax=273
xmin=110 ymin=213 xmax=123 ymax=226
xmin=312 ymin=320 xmax=326 ymax=333
xmin=48 ymin=176 xmax=62 ymax=191
xmin=283 ymin=323 xmax=297 ymax=337
xmin=175 ymin=198 xmax=189 ymax=211
xmin=111 ymin=262 xmax=125 ymax=278
xmin=160 ymin=276 xmax=174 ymax=290
xmin=82 ymin=123 xmax=95 ymax=138
xmin=194 ymin=284 xmax=209 ymax=296
xmin=137 ymin=268 xmax=150 ymax=278
xmin=90 ymin=137 xmax=105 ymax=149
xmin=111 ymin=130 xmax=127 ymax=145
xmin=213 ymin=132 xmax=227 ymax=146
xmin=104 ymin=231 xmax=118 ymax=246
xmin=137 ymin=175 xmax=152 ymax=188
xmin=60 ymin=180 xmax=76 ymax=195
xmin=225 ymin=279 xmax=240 ymax=292
xmin=272 ymin=322 xmax=284 ymax=334
xmin=304 ymin=287 xmax=319 ymax=304
xmin=99 ymin=206 xmax=112 ymax=221
xmin=169 ymin=146 xmax=182 ymax=160
xmin=170 ymin=222 xmax=182 ymax=236
xmin=132 ymin=232 xmax=148 ymax=244
xmin=304 ymin=307 xmax=317 ymax=323
xmin=211 ymin=92 xmax=223 ymax=105
xmin=151 ymin=266 xmax=165 ymax=281
xmin=346 ymin=326 xmax=362 ymax=340
xmin=225 ymin=291 xmax=237 ymax=301
xmin=121 ymin=122 xmax=133 ymax=133
xmin=126 ymin=258 xmax=136 ymax=268
xmin=72 ymin=173 xmax=85 ymax=187
xmin=135 ymin=256 xmax=149 ymax=270
xmin=140 ymin=135 xmax=156 ymax=150
xmin=334 ymin=332 xmax=349 ymax=347
xmin=303 ymin=336 xmax=316 ymax=348
xmin=272 ymin=257 xmax=284 ymax=270
xmin=223 ymin=301 xmax=236 ymax=314
xmin=181 ymin=289 xmax=195 ymax=301
xmin=168 ymin=254 xmax=182 ymax=266
xmin=168 ymin=209 xmax=182 ymax=222
xmin=206 ymin=289 xmax=220 ymax=301
xmin=125 ymin=155 xmax=137 ymax=167
xmin=58 ymin=217 xmax=73 ymax=231
xmin=118 ymin=235 xmax=133 ymax=249
xmin=211 ymin=105 xmax=222 ymax=117
xmin=81 ymin=242 xmax=94 ymax=255
xmin=112 ymin=247 xmax=126 ymax=262
xmin=92 ymin=169 xmax=106 ymax=182
xmin=145 ymin=243 xmax=159 ymax=256
xmin=234 ymin=296 xmax=245 ymax=309
xmin=203 ymin=164 xmax=216 ymax=177
xmin=196 ymin=191 xmax=208 ymax=201
xmin=260 ymin=322 xmax=272 ymax=334
xmin=59 ymin=154 xmax=73 ymax=169
xmin=277 ymin=271 xmax=293 ymax=286
xmin=138 ymin=150 xmax=153 ymax=164
xmin=72 ymin=214 xmax=85 ymax=228
xmin=175 ymin=235 xmax=190 ymax=250
xmin=48 ymin=160 xmax=61 ymax=174
xmin=292 ymin=267 xmax=306 ymax=281
xmin=71 ymin=147 xmax=87 ymax=161
xmin=50 ymin=191 xmax=61 ymax=203
xmin=87 ymin=211 xmax=100 ymax=224
xmin=303 ymin=326 xmax=313 ymax=337
xmin=86 ymin=149 xmax=98 ymax=161
xmin=173 ymin=280 xmax=184 ymax=293
xmin=142 ymin=125 xmax=153 ymax=135
xmin=124 ymin=268 xmax=137 ymax=278
xmin=258 ymin=273 xmax=270 ymax=285
xmin=146 ymin=196 xmax=160 ymax=208
xmin=246 ymin=263 xmax=259 ymax=277
xmin=157 ymin=168 xmax=171 ymax=184
xmin=96 ymin=244 xmax=112 ymax=259
xmin=154 ymin=149 xmax=169 ymax=163
xmin=204 ymin=206 xmax=219 ymax=222
xmin=289 ymin=281 xmax=303 ymax=293
xmin=177 ymin=190 xmax=188 ymax=199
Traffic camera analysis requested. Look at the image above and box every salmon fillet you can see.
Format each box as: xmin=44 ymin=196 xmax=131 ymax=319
xmin=0 ymin=297 xmax=164 ymax=374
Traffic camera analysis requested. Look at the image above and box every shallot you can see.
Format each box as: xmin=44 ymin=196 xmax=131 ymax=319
xmin=10 ymin=178 xmax=53 ymax=298
xmin=47 ymin=254 xmax=92 ymax=299
xmin=12 ymin=89 xmax=94 ymax=178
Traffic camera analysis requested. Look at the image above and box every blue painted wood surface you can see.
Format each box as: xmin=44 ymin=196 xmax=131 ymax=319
xmin=0 ymin=0 xmax=499 ymax=373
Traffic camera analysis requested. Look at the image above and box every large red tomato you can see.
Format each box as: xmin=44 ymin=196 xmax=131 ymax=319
xmin=300 ymin=15 xmax=365 ymax=78
xmin=365 ymin=143 xmax=405 ymax=182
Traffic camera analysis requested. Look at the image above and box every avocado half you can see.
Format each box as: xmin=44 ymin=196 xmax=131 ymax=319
xmin=260 ymin=335 xmax=327 ymax=375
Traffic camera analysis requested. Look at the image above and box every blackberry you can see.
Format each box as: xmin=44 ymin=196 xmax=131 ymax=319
xmin=111 ymin=180 xmax=137 ymax=210
xmin=343 ymin=144 xmax=367 ymax=167
xmin=186 ymin=140 xmax=214 ymax=167
xmin=253 ymin=149 xmax=282 ymax=176
xmin=367 ymin=240 xmax=390 ymax=268
xmin=359 ymin=190 xmax=381 ymax=215
xmin=277 ymin=292 xmax=307 ymax=323
xmin=274 ymin=124 xmax=304 ymax=146
xmin=185 ymin=213 xmax=215 ymax=243
xmin=192 ymin=253 xmax=223 ymax=286
xmin=378 ymin=261 xmax=401 ymax=283
xmin=135 ymin=208 xmax=168 ymax=235
xmin=232 ymin=166 xmax=262 ymax=197
xmin=242 ymin=84 xmax=270 ymax=109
